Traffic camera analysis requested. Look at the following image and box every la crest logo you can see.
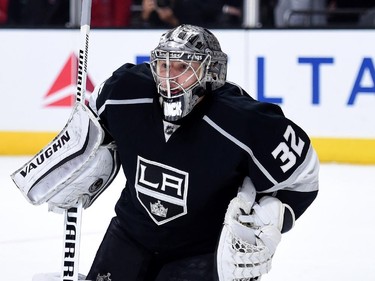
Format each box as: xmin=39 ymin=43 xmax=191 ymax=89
xmin=135 ymin=156 xmax=189 ymax=225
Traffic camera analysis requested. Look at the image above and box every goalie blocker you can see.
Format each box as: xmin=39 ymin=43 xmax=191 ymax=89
xmin=11 ymin=102 xmax=120 ymax=211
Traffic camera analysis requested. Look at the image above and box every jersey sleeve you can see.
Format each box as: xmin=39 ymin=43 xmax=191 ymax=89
xmin=88 ymin=63 xmax=155 ymax=128
xmin=243 ymin=102 xmax=319 ymax=219
xmin=210 ymin=89 xmax=319 ymax=219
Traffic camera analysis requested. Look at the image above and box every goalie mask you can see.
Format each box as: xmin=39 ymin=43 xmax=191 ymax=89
xmin=150 ymin=24 xmax=228 ymax=121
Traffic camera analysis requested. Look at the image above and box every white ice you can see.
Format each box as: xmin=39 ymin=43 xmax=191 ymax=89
xmin=1 ymin=156 xmax=374 ymax=281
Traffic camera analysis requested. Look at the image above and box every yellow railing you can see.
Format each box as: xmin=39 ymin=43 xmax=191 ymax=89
xmin=1 ymin=131 xmax=374 ymax=164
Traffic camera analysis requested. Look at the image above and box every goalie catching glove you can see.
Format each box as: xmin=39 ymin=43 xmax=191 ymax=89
xmin=10 ymin=103 xmax=120 ymax=212
xmin=216 ymin=177 xmax=295 ymax=281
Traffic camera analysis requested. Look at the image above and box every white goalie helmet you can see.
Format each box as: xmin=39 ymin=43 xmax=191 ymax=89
xmin=150 ymin=24 xmax=228 ymax=121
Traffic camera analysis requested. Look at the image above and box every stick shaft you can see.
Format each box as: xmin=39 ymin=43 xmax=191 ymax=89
xmin=76 ymin=0 xmax=92 ymax=104
xmin=61 ymin=1 xmax=92 ymax=280
xmin=61 ymin=200 xmax=83 ymax=281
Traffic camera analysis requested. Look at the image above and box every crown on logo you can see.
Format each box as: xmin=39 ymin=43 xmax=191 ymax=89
xmin=150 ymin=200 xmax=168 ymax=217
xmin=96 ymin=273 xmax=111 ymax=281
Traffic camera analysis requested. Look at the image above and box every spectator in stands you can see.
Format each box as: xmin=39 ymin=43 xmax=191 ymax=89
xmin=7 ymin=0 xmax=69 ymax=27
xmin=25 ymin=0 xmax=69 ymax=26
xmin=274 ymin=0 xmax=327 ymax=27
xmin=141 ymin=0 xmax=223 ymax=28
xmin=91 ymin=0 xmax=133 ymax=28
xmin=327 ymin=0 xmax=375 ymax=26
xmin=0 ymin=0 xmax=8 ymax=25
xmin=260 ymin=0 xmax=277 ymax=27
xmin=219 ymin=0 xmax=243 ymax=27
xmin=6 ymin=0 xmax=27 ymax=26
xmin=141 ymin=0 xmax=178 ymax=27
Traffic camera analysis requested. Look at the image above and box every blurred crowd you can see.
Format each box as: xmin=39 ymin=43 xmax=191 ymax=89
xmin=0 ymin=0 xmax=375 ymax=28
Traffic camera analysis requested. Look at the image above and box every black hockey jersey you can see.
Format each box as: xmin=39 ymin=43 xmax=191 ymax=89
xmin=89 ymin=63 xmax=319 ymax=257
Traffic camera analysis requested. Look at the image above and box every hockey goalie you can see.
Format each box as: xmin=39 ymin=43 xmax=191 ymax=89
xmin=10 ymin=23 xmax=319 ymax=281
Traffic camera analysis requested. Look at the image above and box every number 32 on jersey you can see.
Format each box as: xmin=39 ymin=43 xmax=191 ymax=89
xmin=271 ymin=125 xmax=305 ymax=173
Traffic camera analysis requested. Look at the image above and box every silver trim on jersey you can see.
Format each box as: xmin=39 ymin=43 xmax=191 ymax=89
xmin=202 ymin=115 xmax=319 ymax=194
xmin=202 ymin=115 xmax=278 ymax=185
xmin=227 ymin=81 xmax=244 ymax=96
xmin=263 ymin=146 xmax=319 ymax=193
xmin=97 ymin=98 xmax=154 ymax=116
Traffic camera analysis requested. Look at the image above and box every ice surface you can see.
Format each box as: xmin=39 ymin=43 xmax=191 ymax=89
xmin=1 ymin=156 xmax=374 ymax=281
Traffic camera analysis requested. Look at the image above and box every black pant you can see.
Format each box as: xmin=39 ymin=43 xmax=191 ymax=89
xmin=86 ymin=217 xmax=215 ymax=281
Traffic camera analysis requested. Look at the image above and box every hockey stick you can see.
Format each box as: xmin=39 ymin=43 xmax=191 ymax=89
xmin=61 ymin=203 xmax=84 ymax=281
xmin=32 ymin=1 xmax=92 ymax=278
xmin=17 ymin=2 xmax=92 ymax=281
xmin=61 ymin=1 xmax=92 ymax=280
xmin=32 ymin=1 xmax=92 ymax=281
xmin=76 ymin=0 xmax=92 ymax=104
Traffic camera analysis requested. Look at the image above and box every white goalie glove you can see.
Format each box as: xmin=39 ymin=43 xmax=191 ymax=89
xmin=216 ymin=177 xmax=295 ymax=281
xmin=11 ymin=102 xmax=121 ymax=212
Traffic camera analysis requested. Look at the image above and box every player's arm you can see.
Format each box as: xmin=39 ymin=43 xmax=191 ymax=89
xmin=261 ymin=123 xmax=319 ymax=221
xmin=244 ymin=102 xmax=319 ymax=221
xmin=217 ymin=103 xmax=319 ymax=280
